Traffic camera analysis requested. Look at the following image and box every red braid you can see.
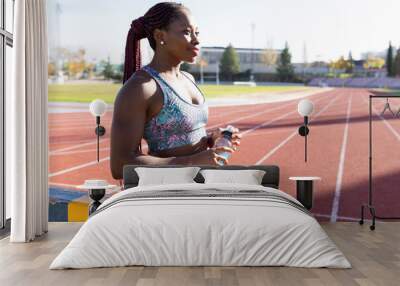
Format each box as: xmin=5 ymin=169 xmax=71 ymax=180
xmin=123 ymin=17 xmax=148 ymax=84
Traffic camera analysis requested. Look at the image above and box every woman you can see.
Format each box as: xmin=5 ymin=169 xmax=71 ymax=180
xmin=110 ymin=2 xmax=241 ymax=180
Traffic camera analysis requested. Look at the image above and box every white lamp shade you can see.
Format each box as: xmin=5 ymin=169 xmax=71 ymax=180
xmin=297 ymin=99 xmax=314 ymax=117
xmin=90 ymin=99 xmax=107 ymax=117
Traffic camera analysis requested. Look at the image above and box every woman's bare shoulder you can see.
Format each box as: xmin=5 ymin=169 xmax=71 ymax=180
xmin=116 ymin=70 xmax=157 ymax=104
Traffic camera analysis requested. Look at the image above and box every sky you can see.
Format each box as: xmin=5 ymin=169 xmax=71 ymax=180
xmin=47 ymin=0 xmax=400 ymax=64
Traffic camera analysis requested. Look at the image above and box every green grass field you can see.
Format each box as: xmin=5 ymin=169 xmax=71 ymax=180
xmin=384 ymin=89 xmax=400 ymax=96
xmin=371 ymin=88 xmax=400 ymax=97
xmin=48 ymin=82 xmax=308 ymax=104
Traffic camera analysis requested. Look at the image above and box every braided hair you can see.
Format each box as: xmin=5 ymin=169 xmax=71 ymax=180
xmin=123 ymin=2 xmax=188 ymax=83
xmin=123 ymin=2 xmax=188 ymax=154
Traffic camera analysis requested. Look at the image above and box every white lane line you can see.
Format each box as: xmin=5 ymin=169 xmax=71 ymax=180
xmin=48 ymin=108 xmax=244 ymax=127
xmin=48 ymin=102 xmax=296 ymax=130
xmin=330 ymin=94 xmax=353 ymax=222
xmin=48 ymin=107 xmax=244 ymax=125
xmin=209 ymin=107 xmax=259 ymax=119
xmin=49 ymin=182 xmax=81 ymax=189
xmin=241 ymin=110 xmax=297 ymax=135
xmin=49 ymin=156 xmax=110 ymax=178
xmin=48 ymin=92 xmax=331 ymax=178
xmin=49 ymin=124 xmax=111 ymax=131
xmin=48 ymin=100 xmax=272 ymax=129
xmin=50 ymin=139 xmax=97 ymax=146
xmin=256 ymin=133 xmax=298 ymax=165
xmin=50 ymin=139 xmax=110 ymax=154
xmin=366 ymin=98 xmax=400 ymax=142
xmin=48 ymin=106 xmax=269 ymax=131
xmin=207 ymin=99 xmax=300 ymax=130
xmin=208 ymin=100 xmax=297 ymax=119
xmin=245 ymin=129 xmax=291 ymax=137
xmin=314 ymin=213 xmax=372 ymax=222
xmin=244 ymin=102 xmax=346 ymax=138
xmin=49 ymin=122 xmax=112 ymax=128
xmin=49 ymin=96 xmax=298 ymax=156
xmin=208 ymin=89 xmax=332 ymax=131
xmin=49 ymin=108 xmax=293 ymax=175
xmin=256 ymin=93 xmax=341 ymax=165
xmin=52 ymin=147 xmax=110 ymax=156
xmin=52 ymin=113 xmax=296 ymax=176
xmin=48 ymin=116 xmax=111 ymax=122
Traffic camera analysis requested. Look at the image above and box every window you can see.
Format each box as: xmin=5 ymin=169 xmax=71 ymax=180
xmin=1 ymin=0 xmax=14 ymax=232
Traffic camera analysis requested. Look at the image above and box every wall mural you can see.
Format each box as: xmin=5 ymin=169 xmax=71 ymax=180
xmin=47 ymin=1 xmax=400 ymax=223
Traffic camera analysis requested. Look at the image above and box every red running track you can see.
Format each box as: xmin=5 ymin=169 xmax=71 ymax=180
xmin=48 ymin=88 xmax=400 ymax=222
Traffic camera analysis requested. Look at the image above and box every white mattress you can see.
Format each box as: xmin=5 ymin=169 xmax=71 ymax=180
xmin=50 ymin=183 xmax=351 ymax=269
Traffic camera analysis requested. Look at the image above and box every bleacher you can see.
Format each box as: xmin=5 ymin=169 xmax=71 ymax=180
xmin=308 ymin=77 xmax=400 ymax=89
xmin=233 ymin=81 xmax=257 ymax=87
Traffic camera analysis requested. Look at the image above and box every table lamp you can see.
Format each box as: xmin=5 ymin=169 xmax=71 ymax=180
xmin=297 ymin=99 xmax=314 ymax=162
xmin=89 ymin=99 xmax=107 ymax=162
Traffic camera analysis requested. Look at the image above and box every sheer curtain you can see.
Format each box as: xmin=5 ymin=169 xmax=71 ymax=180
xmin=7 ymin=0 xmax=49 ymax=242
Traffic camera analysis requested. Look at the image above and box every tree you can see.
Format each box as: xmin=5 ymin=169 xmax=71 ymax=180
xmin=329 ymin=56 xmax=354 ymax=77
xmin=363 ymin=53 xmax=385 ymax=69
xmin=68 ymin=61 xmax=85 ymax=78
xmin=329 ymin=56 xmax=348 ymax=70
xmin=346 ymin=51 xmax=354 ymax=74
xmin=102 ymin=57 xmax=114 ymax=80
xmin=394 ymin=48 xmax=400 ymax=77
xmin=108 ymin=63 xmax=124 ymax=82
xmin=219 ymin=43 xmax=240 ymax=81
xmin=386 ymin=42 xmax=395 ymax=77
xmin=55 ymin=47 xmax=88 ymax=79
xmin=276 ymin=42 xmax=294 ymax=82
xmin=310 ymin=61 xmax=327 ymax=68
xmin=83 ymin=62 xmax=96 ymax=79
xmin=261 ymin=48 xmax=278 ymax=66
xmin=48 ymin=62 xmax=56 ymax=77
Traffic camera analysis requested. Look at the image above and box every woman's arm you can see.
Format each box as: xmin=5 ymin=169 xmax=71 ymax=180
xmin=110 ymin=75 xmax=200 ymax=179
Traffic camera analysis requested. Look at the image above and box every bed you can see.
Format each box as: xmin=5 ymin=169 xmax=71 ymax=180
xmin=50 ymin=164 xmax=351 ymax=269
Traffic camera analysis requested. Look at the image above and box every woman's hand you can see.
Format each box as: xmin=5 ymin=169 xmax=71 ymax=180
xmin=207 ymin=126 xmax=242 ymax=151
xmin=190 ymin=146 xmax=235 ymax=165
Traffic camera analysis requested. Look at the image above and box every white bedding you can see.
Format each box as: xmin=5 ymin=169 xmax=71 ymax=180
xmin=50 ymin=183 xmax=351 ymax=269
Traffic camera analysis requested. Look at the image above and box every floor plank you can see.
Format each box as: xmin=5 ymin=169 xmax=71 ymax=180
xmin=0 ymin=222 xmax=399 ymax=286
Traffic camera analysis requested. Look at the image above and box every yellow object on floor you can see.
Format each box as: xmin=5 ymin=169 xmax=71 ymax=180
xmin=68 ymin=201 xmax=88 ymax=222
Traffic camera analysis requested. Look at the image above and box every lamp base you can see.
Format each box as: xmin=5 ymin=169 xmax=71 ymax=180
xmin=95 ymin=125 xmax=106 ymax=136
xmin=296 ymin=180 xmax=313 ymax=210
xmin=88 ymin=188 xmax=106 ymax=215
xmin=298 ymin=125 xmax=309 ymax=136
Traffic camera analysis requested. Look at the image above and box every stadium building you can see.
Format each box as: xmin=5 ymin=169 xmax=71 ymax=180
xmin=190 ymin=46 xmax=281 ymax=74
xmin=189 ymin=46 xmax=331 ymax=80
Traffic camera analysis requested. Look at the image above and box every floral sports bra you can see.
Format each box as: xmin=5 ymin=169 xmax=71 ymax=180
xmin=140 ymin=65 xmax=209 ymax=154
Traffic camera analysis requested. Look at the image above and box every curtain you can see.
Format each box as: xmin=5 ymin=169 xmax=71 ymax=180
xmin=7 ymin=0 xmax=49 ymax=242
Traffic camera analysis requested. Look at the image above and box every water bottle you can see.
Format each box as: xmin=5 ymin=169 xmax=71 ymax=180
xmin=214 ymin=125 xmax=235 ymax=166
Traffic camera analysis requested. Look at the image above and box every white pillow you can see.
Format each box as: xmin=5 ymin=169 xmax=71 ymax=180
xmin=135 ymin=167 xmax=201 ymax=186
xmin=200 ymin=169 xmax=266 ymax=185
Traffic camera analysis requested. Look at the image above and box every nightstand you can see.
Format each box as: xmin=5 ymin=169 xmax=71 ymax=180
xmin=289 ymin=177 xmax=321 ymax=210
xmin=77 ymin=180 xmax=118 ymax=215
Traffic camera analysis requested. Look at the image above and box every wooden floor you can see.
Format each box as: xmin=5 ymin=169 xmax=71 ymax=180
xmin=0 ymin=222 xmax=399 ymax=286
